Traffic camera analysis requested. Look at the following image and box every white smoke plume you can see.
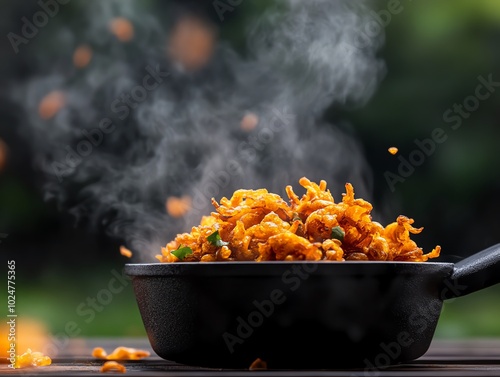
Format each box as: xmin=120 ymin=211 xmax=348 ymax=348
xmin=11 ymin=0 xmax=386 ymax=261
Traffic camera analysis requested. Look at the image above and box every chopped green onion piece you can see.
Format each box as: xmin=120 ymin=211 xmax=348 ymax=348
xmin=207 ymin=230 xmax=229 ymax=247
xmin=331 ymin=226 xmax=345 ymax=241
xmin=171 ymin=245 xmax=193 ymax=260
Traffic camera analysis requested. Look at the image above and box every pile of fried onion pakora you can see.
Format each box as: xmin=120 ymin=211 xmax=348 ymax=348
xmin=156 ymin=177 xmax=441 ymax=262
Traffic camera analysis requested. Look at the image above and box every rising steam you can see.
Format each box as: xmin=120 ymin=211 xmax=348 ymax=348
xmin=11 ymin=0 xmax=386 ymax=261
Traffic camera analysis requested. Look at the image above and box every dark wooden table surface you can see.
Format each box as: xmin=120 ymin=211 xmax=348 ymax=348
xmin=2 ymin=337 xmax=500 ymax=376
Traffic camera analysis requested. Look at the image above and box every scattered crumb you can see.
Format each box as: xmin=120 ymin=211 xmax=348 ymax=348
xmin=240 ymin=112 xmax=259 ymax=132
xmin=100 ymin=361 xmax=126 ymax=373
xmin=92 ymin=347 xmax=107 ymax=359
xmin=119 ymin=246 xmax=133 ymax=258
xmin=249 ymin=357 xmax=267 ymax=370
xmin=92 ymin=346 xmax=150 ymax=360
xmin=388 ymin=147 xmax=398 ymax=155
xmin=0 ymin=138 xmax=8 ymax=172
xmin=166 ymin=196 xmax=192 ymax=218
xmin=14 ymin=348 xmax=52 ymax=369
xmin=109 ymin=17 xmax=134 ymax=42
xmin=38 ymin=91 xmax=66 ymax=120
xmin=167 ymin=15 xmax=216 ymax=71
xmin=73 ymin=44 xmax=93 ymax=68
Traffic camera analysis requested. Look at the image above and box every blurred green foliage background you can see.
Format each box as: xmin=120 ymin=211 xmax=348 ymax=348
xmin=1 ymin=0 xmax=500 ymax=342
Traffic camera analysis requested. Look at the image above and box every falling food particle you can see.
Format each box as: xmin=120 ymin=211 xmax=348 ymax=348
xmin=166 ymin=196 xmax=192 ymax=218
xmin=38 ymin=90 xmax=66 ymax=120
xmin=240 ymin=112 xmax=259 ymax=132
xmin=109 ymin=17 xmax=134 ymax=42
xmin=100 ymin=361 xmax=126 ymax=373
xmin=119 ymin=246 xmax=132 ymax=258
xmin=388 ymin=147 xmax=398 ymax=155
xmin=0 ymin=138 xmax=8 ymax=172
xmin=92 ymin=346 xmax=150 ymax=360
xmin=168 ymin=15 xmax=216 ymax=71
xmin=73 ymin=44 xmax=93 ymax=68
xmin=249 ymin=357 xmax=267 ymax=370
xmin=14 ymin=349 xmax=52 ymax=369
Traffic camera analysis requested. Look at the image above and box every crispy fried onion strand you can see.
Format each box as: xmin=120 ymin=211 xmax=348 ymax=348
xmin=156 ymin=177 xmax=441 ymax=262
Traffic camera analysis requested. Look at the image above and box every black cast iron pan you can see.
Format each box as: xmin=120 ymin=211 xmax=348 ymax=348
xmin=125 ymin=243 xmax=500 ymax=369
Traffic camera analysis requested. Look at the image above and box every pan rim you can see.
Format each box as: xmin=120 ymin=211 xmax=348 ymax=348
xmin=124 ymin=261 xmax=454 ymax=276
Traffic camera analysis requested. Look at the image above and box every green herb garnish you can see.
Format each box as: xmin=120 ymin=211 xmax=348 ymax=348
xmin=330 ymin=226 xmax=345 ymax=242
xmin=171 ymin=245 xmax=193 ymax=260
xmin=207 ymin=230 xmax=229 ymax=247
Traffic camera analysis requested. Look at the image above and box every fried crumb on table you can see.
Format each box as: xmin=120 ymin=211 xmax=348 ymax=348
xmin=100 ymin=361 xmax=126 ymax=373
xmin=14 ymin=348 xmax=51 ymax=369
xmin=92 ymin=346 xmax=150 ymax=360
xmin=249 ymin=357 xmax=267 ymax=370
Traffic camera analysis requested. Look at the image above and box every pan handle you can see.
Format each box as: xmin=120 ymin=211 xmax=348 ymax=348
xmin=442 ymin=243 xmax=500 ymax=300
